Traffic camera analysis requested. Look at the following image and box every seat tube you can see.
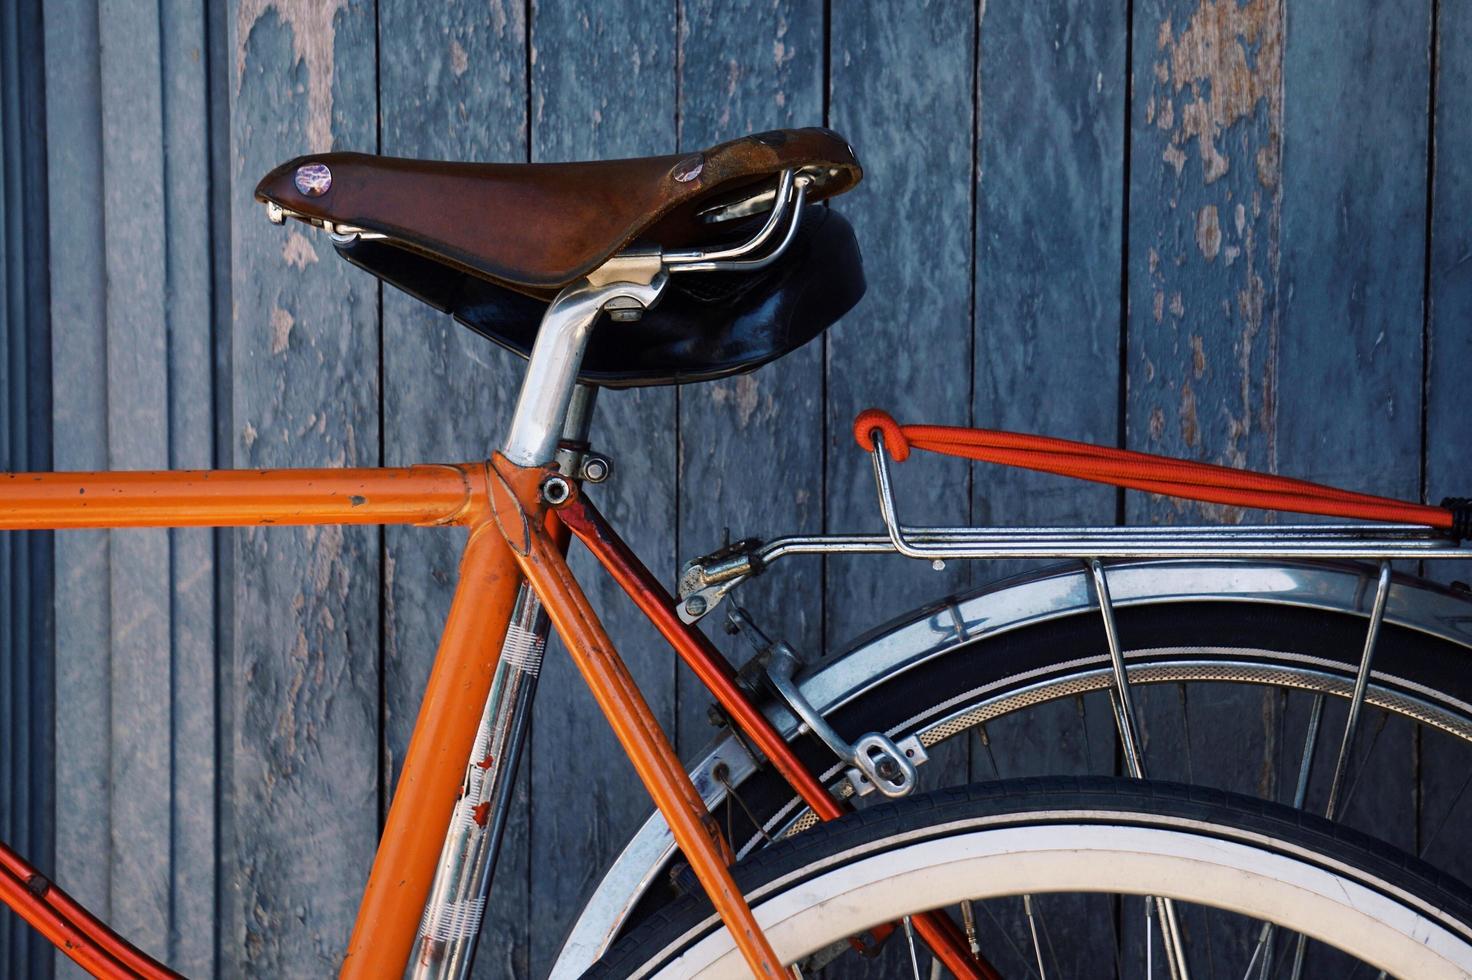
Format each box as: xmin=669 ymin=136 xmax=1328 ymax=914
xmin=409 ymin=387 xmax=596 ymax=980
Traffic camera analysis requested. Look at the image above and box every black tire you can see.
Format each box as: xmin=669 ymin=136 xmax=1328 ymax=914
xmin=588 ymin=777 xmax=1472 ymax=979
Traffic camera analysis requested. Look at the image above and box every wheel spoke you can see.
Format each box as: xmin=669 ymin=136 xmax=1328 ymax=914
xmin=1325 ymin=561 xmax=1393 ymax=820
xmin=903 ymin=915 xmax=922 ymax=980
xmin=1022 ymin=895 xmax=1048 ymax=980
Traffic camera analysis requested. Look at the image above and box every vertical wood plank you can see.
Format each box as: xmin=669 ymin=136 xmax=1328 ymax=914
xmin=1125 ymin=0 xmax=1290 ymax=866
xmin=1123 ymin=22 xmax=1293 ymax=958
xmin=1 ymin=1 xmax=56 ymax=972
xmin=1275 ymin=0 xmax=1428 ymax=863
xmin=43 ymin=4 xmax=113 ymax=973
xmin=98 ymin=1 xmax=173 ymax=957
xmin=674 ymin=0 xmax=825 ymax=755
xmin=228 ymin=1 xmax=380 ymax=973
xmin=159 ymin=0 xmax=218 ymax=971
xmin=1425 ymin=0 xmax=1471 ymax=588
xmin=376 ymin=1 xmax=531 ymax=975
xmin=1420 ymin=0 xmax=1472 ymax=887
xmin=965 ymin=4 xmax=1129 ymax=968
xmin=826 ymin=2 xmax=975 ymax=974
xmin=825 ymin=0 xmax=974 ymax=649
xmin=527 ymin=5 xmax=678 ymax=974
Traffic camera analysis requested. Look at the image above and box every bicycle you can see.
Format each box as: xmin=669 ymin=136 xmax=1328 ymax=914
xmin=4 ymin=127 xmax=1472 ymax=979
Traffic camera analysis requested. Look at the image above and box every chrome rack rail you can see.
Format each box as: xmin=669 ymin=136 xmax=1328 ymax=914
xmin=677 ymin=432 xmax=1468 ymax=622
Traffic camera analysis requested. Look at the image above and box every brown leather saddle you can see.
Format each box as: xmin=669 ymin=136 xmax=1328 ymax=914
xmin=255 ymin=128 xmax=866 ymax=387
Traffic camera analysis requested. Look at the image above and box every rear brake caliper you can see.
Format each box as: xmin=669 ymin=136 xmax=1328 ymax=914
xmin=726 ymin=606 xmax=927 ymax=800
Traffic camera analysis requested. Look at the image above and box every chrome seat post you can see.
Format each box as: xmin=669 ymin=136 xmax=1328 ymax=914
xmin=501 ymin=260 xmax=667 ymax=466
xmin=413 ymin=171 xmax=810 ymax=980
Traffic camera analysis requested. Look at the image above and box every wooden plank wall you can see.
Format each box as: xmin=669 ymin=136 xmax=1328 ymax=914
xmin=6 ymin=0 xmax=1466 ymax=976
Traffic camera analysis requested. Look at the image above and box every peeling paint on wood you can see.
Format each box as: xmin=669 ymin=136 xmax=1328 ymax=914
xmin=235 ymin=0 xmax=349 ymax=152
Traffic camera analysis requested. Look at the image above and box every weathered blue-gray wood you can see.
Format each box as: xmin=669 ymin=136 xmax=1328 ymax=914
xmin=1426 ymin=0 xmax=1472 ymax=588
xmin=158 ymin=0 xmax=219 ymax=971
xmin=38 ymin=1 xmax=221 ymax=975
xmin=964 ymin=3 xmax=1130 ymax=971
xmin=526 ymin=5 xmax=679 ymax=976
xmin=376 ymin=1 xmax=532 ymax=975
xmin=42 ymin=6 xmax=113 ymax=969
xmin=1123 ymin=6 xmax=1291 ymax=972
xmin=1274 ymin=0 xmax=1429 ymax=867
xmin=0 ymin=1 xmax=53 ymax=975
xmin=825 ymin=3 xmax=977 ymax=975
xmin=825 ymin=0 xmax=975 ymax=650
xmin=98 ymin=1 xmax=173 ymax=957
xmin=1420 ymin=0 xmax=1472 ymax=890
xmin=227 ymin=2 xmax=382 ymax=974
xmin=674 ymin=0 xmax=827 ymax=755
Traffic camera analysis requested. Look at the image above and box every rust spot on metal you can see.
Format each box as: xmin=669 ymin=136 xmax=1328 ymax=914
xmin=349 ymin=495 xmax=366 ymax=506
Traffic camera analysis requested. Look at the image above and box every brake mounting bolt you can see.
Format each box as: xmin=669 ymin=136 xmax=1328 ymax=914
xmin=684 ymin=595 xmax=708 ymax=617
xmin=541 ymin=475 xmax=573 ymax=506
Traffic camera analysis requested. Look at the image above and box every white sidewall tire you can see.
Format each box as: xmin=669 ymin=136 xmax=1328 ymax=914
xmin=645 ymin=818 xmax=1472 ymax=979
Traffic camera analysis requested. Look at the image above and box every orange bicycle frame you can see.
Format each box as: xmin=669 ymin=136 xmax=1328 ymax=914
xmin=0 ymin=224 xmax=990 ymax=977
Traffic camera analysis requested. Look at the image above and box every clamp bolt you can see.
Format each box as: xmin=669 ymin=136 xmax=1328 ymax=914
xmin=541 ymin=475 xmax=573 ymax=506
xmin=684 ymin=595 xmax=708 ymax=617
xmin=580 ymin=454 xmax=612 ymax=483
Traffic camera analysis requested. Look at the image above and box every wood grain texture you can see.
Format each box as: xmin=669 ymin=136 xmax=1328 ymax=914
xmin=227 ymin=1 xmax=381 ymax=973
xmin=99 ymin=1 xmax=173 ymax=957
xmin=1273 ymin=0 xmax=1429 ymax=916
xmin=824 ymin=3 xmax=976 ymax=974
xmin=674 ymin=0 xmax=826 ymax=755
xmin=159 ymin=0 xmax=219 ymax=971
xmin=1426 ymin=0 xmax=1472 ymax=587
xmin=1420 ymin=0 xmax=1472 ymax=893
xmin=376 ymin=1 xmax=531 ymax=975
xmin=825 ymin=0 xmax=975 ymax=655
xmin=43 ymin=5 xmax=113 ymax=965
xmin=525 ymin=4 xmax=679 ymax=976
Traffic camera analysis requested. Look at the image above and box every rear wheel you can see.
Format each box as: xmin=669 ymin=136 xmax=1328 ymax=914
xmin=589 ymin=778 xmax=1472 ymax=979
xmin=601 ymin=591 xmax=1472 ymax=977
xmin=708 ymin=598 xmax=1472 ymax=858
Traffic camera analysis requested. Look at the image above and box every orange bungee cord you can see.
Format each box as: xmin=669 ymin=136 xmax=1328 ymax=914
xmin=854 ymin=409 xmax=1470 ymax=536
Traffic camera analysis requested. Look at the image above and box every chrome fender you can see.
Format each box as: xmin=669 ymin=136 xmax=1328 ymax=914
xmin=549 ymin=559 xmax=1472 ymax=977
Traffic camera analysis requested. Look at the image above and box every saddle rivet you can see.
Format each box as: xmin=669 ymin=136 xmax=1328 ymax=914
xmin=671 ymin=153 xmax=704 ymax=183
xmin=294 ymin=162 xmax=333 ymax=197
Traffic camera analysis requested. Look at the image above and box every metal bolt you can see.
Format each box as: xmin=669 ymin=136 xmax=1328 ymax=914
xmin=875 ymin=758 xmax=900 ymax=781
xmin=541 ymin=475 xmax=572 ymax=506
xmin=684 ymin=595 xmax=708 ymax=617
xmin=580 ymin=454 xmax=611 ymax=483
xmin=931 ymin=559 xmax=946 ymax=571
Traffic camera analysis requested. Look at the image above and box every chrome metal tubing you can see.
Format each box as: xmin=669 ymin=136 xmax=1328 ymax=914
xmin=410 ymin=586 xmax=549 ymax=980
xmin=664 ymin=170 xmax=802 ymax=272
xmin=502 ymin=274 xmax=666 ymax=466
xmin=1325 ymin=560 xmax=1394 ymax=819
xmin=1088 ymin=559 xmax=1191 ymax=980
